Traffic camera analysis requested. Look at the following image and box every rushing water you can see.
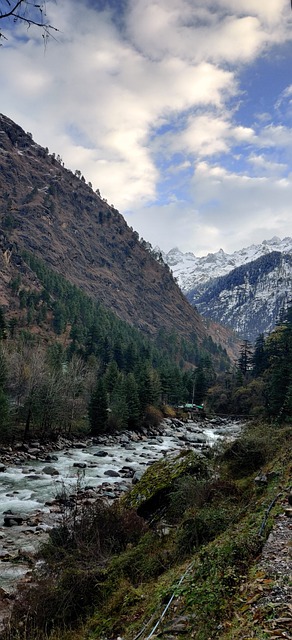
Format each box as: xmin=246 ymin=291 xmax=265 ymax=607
xmin=0 ymin=419 xmax=242 ymax=594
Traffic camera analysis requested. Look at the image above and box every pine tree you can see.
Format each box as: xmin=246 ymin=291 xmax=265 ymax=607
xmin=125 ymin=373 xmax=141 ymax=428
xmin=252 ymin=334 xmax=267 ymax=377
xmin=193 ymin=363 xmax=207 ymax=405
xmin=88 ymin=378 xmax=108 ymax=435
xmin=238 ymin=340 xmax=253 ymax=376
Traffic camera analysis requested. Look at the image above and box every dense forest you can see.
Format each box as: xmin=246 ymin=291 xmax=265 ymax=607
xmin=0 ymin=248 xmax=291 ymax=444
xmin=207 ymin=304 xmax=292 ymax=423
xmin=0 ymin=253 xmax=230 ymax=442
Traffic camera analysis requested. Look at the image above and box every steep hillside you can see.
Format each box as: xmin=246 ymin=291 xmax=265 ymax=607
xmin=187 ymin=251 xmax=292 ymax=342
xmin=0 ymin=114 xmax=208 ymax=344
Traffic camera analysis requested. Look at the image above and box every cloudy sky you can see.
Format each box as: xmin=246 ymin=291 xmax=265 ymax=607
xmin=1 ymin=0 xmax=292 ymax=256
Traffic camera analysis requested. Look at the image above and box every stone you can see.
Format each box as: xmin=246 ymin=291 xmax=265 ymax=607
xmin=93 ymin=450 xmax=109 ymax=457
xmin=42 ymin=466 xmax=59 ymax=476
xmin=254 ymin=473 xmax=268 ymax=485
xmin=73 ymin=462 xmax=87 ymax=469
xmin=3 ymin=513 xmax=24 ymax=526
xmin=104 ymin=470 xmax=120 ymax=477
xmin=132 ymin=470 xmax=143 ymax=484
xmin=27 ymin=474 xmax=43 ymax=480
xmin=0 ymin=550 xmax=12 ymax=559
xmin=44 ymin=454 xmax=58 ymax=462
xmin=0 ymin=464 xmax=6 ymax=472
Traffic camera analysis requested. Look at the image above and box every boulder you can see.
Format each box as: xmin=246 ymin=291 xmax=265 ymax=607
xmin=3 ymin=513 xmax=25 ymax=526
xmin=123 ymin=449 xmax=210 ymax=517
xmin=73 ymin=462 xmax=87 ymax=469
xmin=104 ymin=470 xmax=120 ymax=477
xmin=44 ymin=454 xmax=58 ymax=462
xmin=93 ymin=450 xmax=109 ymax=457
xmin=42 ymin=466 xmax=59 ymax=476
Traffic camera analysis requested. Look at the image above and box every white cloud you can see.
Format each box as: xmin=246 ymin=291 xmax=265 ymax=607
xmin=0 ymin=0 xmax=291 ymax=254
xmin=248 ymin=154 xmax=288 ymax=175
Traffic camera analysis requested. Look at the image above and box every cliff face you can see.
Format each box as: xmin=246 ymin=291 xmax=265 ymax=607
xmin=187 ymin=251 xmax=292 ymax=342
xmin=162 ymin=239 xmax=292 ymax=343
xmin=0 ymin=114 xmax=209 ymax=344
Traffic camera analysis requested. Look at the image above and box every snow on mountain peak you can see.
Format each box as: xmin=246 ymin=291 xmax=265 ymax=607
xmin=163 ymin=237 xmax=292 ymax=293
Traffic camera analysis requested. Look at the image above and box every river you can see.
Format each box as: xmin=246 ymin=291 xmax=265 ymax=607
xmin=0 ymin=417 xmax=242 ymax=599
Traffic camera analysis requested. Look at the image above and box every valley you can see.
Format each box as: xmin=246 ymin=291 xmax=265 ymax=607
xmin=0 ymin=114 xmax=291 ymax=640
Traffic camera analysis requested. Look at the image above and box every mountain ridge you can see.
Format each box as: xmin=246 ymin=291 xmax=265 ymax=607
xmin=0 ymin=113 xmax=239 ymax=360
xmin=162 ymin=237 xmax=292 ymax=341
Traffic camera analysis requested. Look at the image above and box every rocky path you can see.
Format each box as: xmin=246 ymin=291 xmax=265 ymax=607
xmin=252 ymin=502 xmax=292 ymax=638
xmin=228 ymin=490 xmax=292 ymax=640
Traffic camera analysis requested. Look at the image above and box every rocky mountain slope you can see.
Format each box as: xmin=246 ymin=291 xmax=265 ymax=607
xmin=162 ymin=238 xmax=292 ymax=342
xmin=0 ymin=113 xmax=238 ymax=358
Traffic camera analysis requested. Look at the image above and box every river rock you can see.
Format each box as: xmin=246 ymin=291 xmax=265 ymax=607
xmin=104 ymin=470 xmax=120 ymax=477
xmin=73 ymin=462 xmax=87 ymax=469
xmin=118 ymin=467 xmax=134 ymax=478
xmin=3 ymin=513 xmax=25 ymax=526
xmin=44 ymin=454 xmax=59 ymax=462
xmin=0 ymin=464 xmax=6 ymax=472
xmin=93 ymin=450 xmax=109 ymax=457
xmin=0 ymin=550 xmax=12 ymax=559
xmin=42 ymin=466 xmax=60 ymax=476
xmin=132 ymin=470 xmax=144 ymax=484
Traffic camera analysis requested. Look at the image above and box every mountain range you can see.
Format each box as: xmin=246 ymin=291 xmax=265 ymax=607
xmin=161 ymin=238 xmax=292 ymax=342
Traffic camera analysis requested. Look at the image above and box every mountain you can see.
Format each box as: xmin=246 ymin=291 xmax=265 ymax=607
xmin=0 ymin=113 xmax=237 ymax=361
xmin=162 ymin=239 xmax=292 ymax=342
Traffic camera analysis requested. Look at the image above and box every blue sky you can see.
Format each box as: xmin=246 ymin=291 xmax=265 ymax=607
xmin=0 ymin=0 xmax=292 ymax=255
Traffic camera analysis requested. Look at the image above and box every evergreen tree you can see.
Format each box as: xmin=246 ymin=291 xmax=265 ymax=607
xmin=0 ymin=388 xmax=9 ymax=437
xmin=252 ymin=334 xmax=267 ymax=377
xmin=125 ymin=373 xmax=141 ymax=428
xmin=88 ymin=378 xmax=108 ymax=435
xmin=238 ymin=340 xmax=253 ymax=376
xmin=104 ymin=361 xmax=120 ymax=396
xmin=109 ymin=377 xmax=129 ymax=430
xmin=193 ymin=363 xmax=208 ymax=405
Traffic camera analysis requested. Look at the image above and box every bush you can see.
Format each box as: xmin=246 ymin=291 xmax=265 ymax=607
xmin=143 ymin=405 xmax=163 ymax=428
xmin=5 ymin=501 xmax=148 ymax=639
xmin=175 ymin=505 xmax=234 ymax=558
xmin=220 ymin=423 xmax=278 ymax=477
xmin=161 ymin=404 xmax=177 ymax=418
xmin=44 ymin=500 xmax=148 ymax=564
xmin=109 ymin=530 xmax=172 ymax=586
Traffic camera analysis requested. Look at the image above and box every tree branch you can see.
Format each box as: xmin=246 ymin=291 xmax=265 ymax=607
xmin=0 ymin=1 xmax=24 ymax=19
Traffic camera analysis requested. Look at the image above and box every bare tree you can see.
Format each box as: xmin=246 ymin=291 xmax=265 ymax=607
xmin=0 ymin=1 xmax=58 ymax=43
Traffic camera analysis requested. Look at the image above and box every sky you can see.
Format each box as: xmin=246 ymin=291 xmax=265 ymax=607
xmin=0 ymin=0 xmax=292 ymax=256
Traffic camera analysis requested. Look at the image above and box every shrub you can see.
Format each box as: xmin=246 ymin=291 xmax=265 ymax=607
xmin=220 ymin=423 xmax=278 ymax=477
xmin=175 ymin=504 xmax=236 ymax=559
xmin=143 ymin=404 xmax=163 ymax=428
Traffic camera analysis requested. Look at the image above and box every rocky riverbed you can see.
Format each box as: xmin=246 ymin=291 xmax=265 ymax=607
xmin=0 ymin=417 xmax=243 ymax=625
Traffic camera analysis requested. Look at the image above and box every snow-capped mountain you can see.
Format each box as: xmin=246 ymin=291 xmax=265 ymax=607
xmin=162 ymin=238 xmax=292 ymax=342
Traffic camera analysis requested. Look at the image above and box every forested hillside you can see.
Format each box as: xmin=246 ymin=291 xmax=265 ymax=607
xmin=0 ymin=113 xmax=228 ymax=347
xmin=207 ymin=304 xmax=292 ymax=421
xmin=0 ymin=252 xmax=229 ymax=442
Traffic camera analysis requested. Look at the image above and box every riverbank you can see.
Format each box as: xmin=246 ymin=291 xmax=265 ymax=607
xmin=0 ymin=416 xmax=244 ymax=632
